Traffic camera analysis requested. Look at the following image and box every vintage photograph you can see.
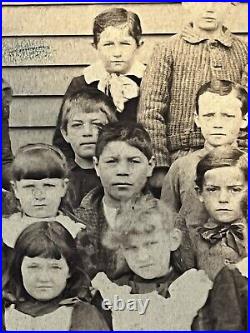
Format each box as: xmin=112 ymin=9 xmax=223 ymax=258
xmin=2 ymin=1 xmax=248 ymax=330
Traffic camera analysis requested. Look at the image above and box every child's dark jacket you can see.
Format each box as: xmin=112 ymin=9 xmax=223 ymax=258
xmin=75 ymin=186 xmax=130 ymax=279
xmin=192 ymin=263 xmax=248 ymax=330
xmin=67 ymin=160 xmax=101 ymax=209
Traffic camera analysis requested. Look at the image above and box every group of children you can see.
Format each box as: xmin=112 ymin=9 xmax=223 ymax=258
xmin=2 ymin=3 xmax=248 ymax=331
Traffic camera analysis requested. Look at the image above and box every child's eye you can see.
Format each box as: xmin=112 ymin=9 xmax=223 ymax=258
xmin=103 ymin=42 xmax=113 ymax=47
xmin=129 ymin=158 xmax=141 ymax=164
xmin=121 ymin=42 xmax=131 ymax=46
xmin=23 ymin=185 xmax=35 ymax=189
xmin=71 ymin=123 xmax=82 ymax=128
xmin=231 ymin=187 xmax=242 ymax=193
xmin=27 ymin=265 xmax=39 ymax=269
xmin=92 ymin=122 xmax=104 ymax=129
xmin=145 ymin=241 xmax=158 ymax=247
xmin=51 ymin=265 xmax=62 ymax=270
xmin=44 ymin=184 xmax=56 ymax=188
xmin=206 ymin=187 xmax=217 ymax=192
xmin=203 ymin=113 xmax=214 ymax=118
xmin=105 ymin=159 xmax=117 ymax=164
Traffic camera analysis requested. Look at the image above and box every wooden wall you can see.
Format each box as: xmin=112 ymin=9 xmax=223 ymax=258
xmin=2 ymin=2 xmax=248 ymax=153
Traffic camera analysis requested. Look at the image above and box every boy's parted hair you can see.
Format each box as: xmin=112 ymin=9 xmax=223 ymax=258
xmin=5 ymin=221 xmax=90 ymax=302
xmin=95 ymin=121 xmax=153 ymax=160
xmin=195 ymin=79 xmax=248 ymax=116
xmin=60 ymin=88 xmax=117 ymax=133
xmin=195 ymin=146 xmax=248 ymax=190
xmin=11 ymin=143 xmax=68 ymax=181
xmin=93 ymin=7 xmax=142 ymax=46
xmin=103 ymin=195 xmax=177 ymax=250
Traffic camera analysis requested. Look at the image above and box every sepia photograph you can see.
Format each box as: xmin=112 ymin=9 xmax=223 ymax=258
xmin=2 ymin=1 xmax=248 ymax=330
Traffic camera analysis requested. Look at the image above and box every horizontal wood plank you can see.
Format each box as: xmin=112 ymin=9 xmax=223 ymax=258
xmin=10 ymin=128 xmax=55 ymax=154
xmin=3 ymin=33 xmax=247 ymax=67
xmin=9 ymin=97 xmax=62 ymax=127
xmin=3 ymin=3 xmax=248 ymax=36
xmin=2 ymin=66 xmax=85 ymax=96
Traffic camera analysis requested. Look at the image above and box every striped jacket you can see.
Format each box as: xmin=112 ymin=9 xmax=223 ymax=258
xmin=138 ymin=24 xmax=248 ymax=167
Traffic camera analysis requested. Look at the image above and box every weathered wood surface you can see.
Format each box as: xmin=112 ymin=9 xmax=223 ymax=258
xmin=3 ymin=34 xmax=247 ymax=67
xmin=3 ymin=3 xmax=248 ymax=36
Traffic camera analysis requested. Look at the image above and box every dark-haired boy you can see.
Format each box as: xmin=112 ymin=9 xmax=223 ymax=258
xmin=75 ymin=122 xmax=155 ymax=279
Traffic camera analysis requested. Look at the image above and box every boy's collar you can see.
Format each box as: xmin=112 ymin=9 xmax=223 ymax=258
xmin=84 ymin=60 xmax=146 ymax=84
xmin=203 ymin=140 xmax=238 ymax=153
xmin=181 ymin=23 xmax=233 ymax=47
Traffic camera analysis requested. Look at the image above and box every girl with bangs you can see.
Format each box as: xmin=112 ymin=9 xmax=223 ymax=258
xmin=3 ymin=221 xmax=109 ymax=331
xmin=2 ymin=144 xmax=85 ymax=288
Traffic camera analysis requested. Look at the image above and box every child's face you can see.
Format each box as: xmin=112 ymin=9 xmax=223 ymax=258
xmin=122 ymin=216 xmax=181 ymax=279
xmin=21 ymin=256 xmax=70 ymax=301
xmin=63 ymin=111 xmax=108 ymax=160
xmin=96 ymin=25 xmax=139 ymax=74
xmin=199 ymin=166 xmax=247 ymax=223
xmin=13 ymin=178 xmax=68 ymax=218
xmin=94 ymin=141 xmax=154 ymax=202
xmin=195 ymin=91 xmax=246 ymax=147
xmin=183 ymin=2 xmax=231 ymax=32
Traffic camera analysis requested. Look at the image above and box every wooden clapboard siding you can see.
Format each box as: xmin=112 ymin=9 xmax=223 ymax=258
xmin=9 ymin=128 xmax=55 ymax=154
xmin=3 ymin=34 xmax=248 ymax=67
xmin=2 ymin=2 xmax=248 ymax=153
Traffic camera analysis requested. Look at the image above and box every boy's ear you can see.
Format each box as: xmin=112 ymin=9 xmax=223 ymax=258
xmin=93 ymin=156 xmax=100 ymax=177
xmin=169 ymin=228 xmax=182 ymax=252
xmin=10 ymin=181 xmax=19 ymax=198
xmin=240 ymin=113 xmax=248 ymax=129
xmin=137 ymin=40 xmax=144 ymax=48
xmin=147 ymin=156 xmax=156 ymax=177
xmin=61 ymin=128 xmax=69 ymax=143
xmin=194 ymin=112 xmax=200 ymax=128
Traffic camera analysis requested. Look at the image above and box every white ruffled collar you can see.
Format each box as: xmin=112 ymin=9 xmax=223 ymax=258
xmin=83 ymin=60 xmax=146 ymax=84
xmin=5 ymin=304 xmax=73 ymax=331
xmin=2 ymin=212 xmax=85 ymax=248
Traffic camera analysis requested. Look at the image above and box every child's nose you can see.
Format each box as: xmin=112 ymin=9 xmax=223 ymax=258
xmin=116 ymin=160 xmax=130 ymax=175
xmin=138 ymin=248 xmax=149 ymax=261
xmin=218 ymin=189 xmax=229 ymax=203
xmin=37 ymin=269 xmax=50 ymax=282
xmin=81 ymin=123 xmax=93 ymax=136
xmin=112 ymin=45 xmax=122 ymax=57
xmin=33 ymin=188 xmax=46 ymax=199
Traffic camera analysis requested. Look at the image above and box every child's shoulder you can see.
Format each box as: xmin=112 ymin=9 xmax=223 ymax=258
xmin=169 ymin=149 xmax=206 ymax=172
xmin=71 ymin=300 xmax=109 ymax=330
xmin=2 ymin=212 xmax=24 ymax=248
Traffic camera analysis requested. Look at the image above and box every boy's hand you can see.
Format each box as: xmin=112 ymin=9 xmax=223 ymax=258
xmin=149 ymin=167 xmax=168 ymax=189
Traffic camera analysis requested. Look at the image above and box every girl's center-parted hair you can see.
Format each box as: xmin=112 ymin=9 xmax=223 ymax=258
xmin=6 ymin=221 xmax=89 ymax=301
xmin=11 ymin=143 xmax=68 ymax=181
xmin=195 ymin=146 xmax=248 ymax=190
xmin=195 ymin=79 xmax=248 ymax=116
xmin=95 ymin=121 xmax=153 ymax=160
xmin=102 ymin=195 xmax=177 ymax=250
xmin=93 ymin=7 xmax=142 ymax=47
xmin=60 ymin=88 xmax=117 ymax=133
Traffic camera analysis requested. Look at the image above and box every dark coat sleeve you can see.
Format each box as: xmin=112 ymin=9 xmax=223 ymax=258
xmin=70 ymin=301 xmax=110 ymax=330
xmin=192 ymin=266 xmax=248 ymax=330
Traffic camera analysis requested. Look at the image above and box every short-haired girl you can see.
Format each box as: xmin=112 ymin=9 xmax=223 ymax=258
xmin=2 ymin=144 xmax=84 ymax=278
xmin=53 ymin=7 xmax=145 ymax=163
xmin=3 ymin=221 xmax=109 ymax=331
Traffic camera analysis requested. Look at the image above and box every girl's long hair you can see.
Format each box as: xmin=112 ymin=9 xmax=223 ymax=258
xmin=4 ymin=221 xmax=90 ymax=302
